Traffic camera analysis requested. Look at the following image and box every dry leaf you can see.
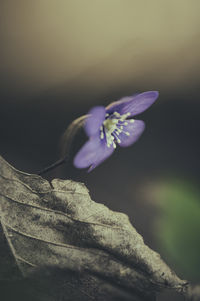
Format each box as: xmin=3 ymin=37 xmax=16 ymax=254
xmin=0 ymin=156 xmax=187 ymax=301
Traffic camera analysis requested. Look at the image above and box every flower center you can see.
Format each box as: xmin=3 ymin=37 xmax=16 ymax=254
xmin=100 ymin=111 xmax=134 ymax=148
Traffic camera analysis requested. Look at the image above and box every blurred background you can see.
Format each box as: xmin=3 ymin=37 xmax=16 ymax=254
xmin=0 ymin=1 xmax=200 ymax=300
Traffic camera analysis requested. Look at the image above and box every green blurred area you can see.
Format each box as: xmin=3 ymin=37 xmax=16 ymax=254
xmin=153 ymin=179 xmax=200 ymax=281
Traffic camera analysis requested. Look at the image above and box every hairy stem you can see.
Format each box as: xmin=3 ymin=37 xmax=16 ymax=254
xmin=38 ymin=115 xmax=88 ymax=175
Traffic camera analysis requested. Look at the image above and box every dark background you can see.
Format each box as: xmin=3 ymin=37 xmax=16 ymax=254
xmin=0 ymin=1 xmax=200 ymax=300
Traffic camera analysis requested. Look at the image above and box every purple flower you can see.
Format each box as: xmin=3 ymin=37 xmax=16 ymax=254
xmin=74 ymin=91 xmax=159 ymax=171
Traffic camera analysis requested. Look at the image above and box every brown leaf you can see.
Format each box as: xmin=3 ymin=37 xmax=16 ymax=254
xmin=0 ymin=156 xmax=187 ymax=301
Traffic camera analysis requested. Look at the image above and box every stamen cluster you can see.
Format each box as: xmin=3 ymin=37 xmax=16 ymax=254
xmin=100 ymin=112 xmax=135 ymax=148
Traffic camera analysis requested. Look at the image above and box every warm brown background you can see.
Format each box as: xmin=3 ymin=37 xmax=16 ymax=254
xmin=0 ymin=1 xmax=200 ymax=300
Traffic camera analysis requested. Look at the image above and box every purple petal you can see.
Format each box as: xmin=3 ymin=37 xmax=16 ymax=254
xmin=73 ymin=136 xmax=114 ymax=170
xmin=118 ymin=120 xmax=145 ymax=147
xmin=85 ymin=106 xmax=106 ymax=137
xmin=106 ymin=91 xmax=159 ymax=117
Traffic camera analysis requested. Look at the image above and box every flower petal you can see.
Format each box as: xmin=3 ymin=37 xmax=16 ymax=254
xmin=85 ymin=106 xmax=106 ymax=137
xmin=118 ymin=120 xmax=145 ymax=147
xmin=106 ymin=91 xmax=159 ymax=117
xmin=73 ymin=136 xmax=114 ymax=170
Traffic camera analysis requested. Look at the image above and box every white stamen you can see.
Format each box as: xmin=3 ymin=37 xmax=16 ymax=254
xmin=111 ymin=118 xmax=118 ymax=124
xmin=100 ymin=111 xmax=132 ymax=147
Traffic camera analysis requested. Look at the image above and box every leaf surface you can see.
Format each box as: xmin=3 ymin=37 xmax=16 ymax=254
xmin=0 ymin=156 xmax=187 ymax=300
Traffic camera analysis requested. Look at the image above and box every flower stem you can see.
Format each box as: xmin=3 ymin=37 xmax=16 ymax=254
xmin=38 ymin=115 xmax=88 ymax=175
xmin=38 ymin=157 xmax=67 ymax=175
